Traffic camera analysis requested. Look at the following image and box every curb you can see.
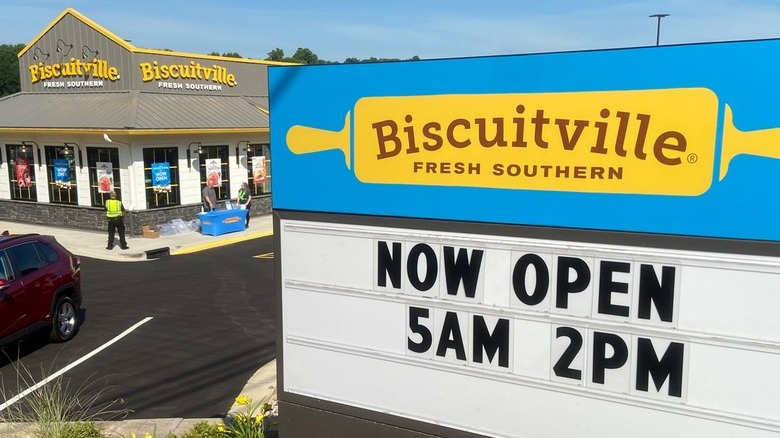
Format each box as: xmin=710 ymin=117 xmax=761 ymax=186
xmin=171 ymin=230 xmax=273 ymax=255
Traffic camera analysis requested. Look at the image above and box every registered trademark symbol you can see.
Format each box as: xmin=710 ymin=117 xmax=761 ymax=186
xmin=687 ymin=153 xmax=698 ymax=164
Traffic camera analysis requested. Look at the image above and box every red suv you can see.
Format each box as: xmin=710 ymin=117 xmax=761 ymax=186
xmin=0 ymin=233 xmax=82 ymax=345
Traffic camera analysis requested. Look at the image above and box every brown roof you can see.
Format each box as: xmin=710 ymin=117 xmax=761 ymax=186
xmin=0 ymin=91 xmax=269 ymax=131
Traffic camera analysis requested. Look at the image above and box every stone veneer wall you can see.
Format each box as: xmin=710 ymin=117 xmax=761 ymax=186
xmin=0 ymin=195 xmax=271 ymax=237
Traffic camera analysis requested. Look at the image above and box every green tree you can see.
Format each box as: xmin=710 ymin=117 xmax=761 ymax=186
xmin=266 ymin=48 xmax=285 ymax=61
xmin=221 ymin=52 xmax=242 ymax=58
xmin=0 ymin=43 xmax=23 ymax=97
xmin=291 ymin=47 xmax=319 ymax=65
xmin=265 ymin=47 xmax=419 ymax=64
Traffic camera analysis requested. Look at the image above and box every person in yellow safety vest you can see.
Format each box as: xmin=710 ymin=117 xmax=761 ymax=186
xmin=105 ymin=191 xmax=129 ymax=250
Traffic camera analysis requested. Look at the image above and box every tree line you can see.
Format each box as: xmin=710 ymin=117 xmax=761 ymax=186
xmin=0 ymin=43 xmax=418 ymax=97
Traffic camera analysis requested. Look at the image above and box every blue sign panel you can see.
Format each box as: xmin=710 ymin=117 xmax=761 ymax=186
xmin=151 ymin=162 xmax=171 ymax=191
xmin=53 ymin=158 xmax=70 ymax=186
xmin=270 ymin=39 xmax=780 ymax=242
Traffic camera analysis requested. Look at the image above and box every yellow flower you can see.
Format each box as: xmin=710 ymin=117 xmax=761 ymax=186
xmin=145 ymin=434 xmax=153 ymax=438
xmin=235 ymin=395 xmax=252 ymax=406
xmin=218 ymin=424 xmax=225 ymax=432
xmin=255 ymin=415 xmax=262 ymax=425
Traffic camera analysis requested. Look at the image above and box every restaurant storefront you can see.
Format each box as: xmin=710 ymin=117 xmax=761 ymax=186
xmin=0 ymin=8 xmax=283 ymax=234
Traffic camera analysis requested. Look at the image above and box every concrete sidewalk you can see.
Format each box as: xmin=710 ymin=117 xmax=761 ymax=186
xmin=0 ymin=215 xmax=278 ymax=437
xmin=0 ymin=213 xmax=273 ymax=262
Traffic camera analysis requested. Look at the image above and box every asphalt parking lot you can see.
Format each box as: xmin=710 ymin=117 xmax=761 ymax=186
xmin=0 ymin=236 xmax=275 ymax=420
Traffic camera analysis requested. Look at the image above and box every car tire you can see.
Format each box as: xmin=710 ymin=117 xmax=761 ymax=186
xmin=49 ymin=296 xmax=79 ymax=342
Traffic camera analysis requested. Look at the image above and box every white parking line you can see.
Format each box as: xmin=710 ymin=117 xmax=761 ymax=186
xmin=0 ymin=316 xmax=153 ymax=413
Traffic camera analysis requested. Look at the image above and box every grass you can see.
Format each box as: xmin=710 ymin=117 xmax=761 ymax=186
xmin=0 ymin=356 xmax=128 ymax=437
xmin=0 ymin=341 xmax=275 ymax=438
xmin=0 ymin=358 xmax=274 ymax=437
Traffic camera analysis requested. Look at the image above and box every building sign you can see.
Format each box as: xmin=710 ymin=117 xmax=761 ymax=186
xmin=271 ymin=38 xmax=780 ymax=437
xmin=29 ymin=57 xmax=120 ymax=89
xmin=53 ymin=159 xmax=70 ymax=187
xmin=139 ymin=60 xmax=237 ymax=91
xmin=96 ymin=162 xmax=114 ymax=193
xmin=151 ymin=162 xmax=171 ymax=192
xmin=17 ymin=9 xmax=268 ymax=95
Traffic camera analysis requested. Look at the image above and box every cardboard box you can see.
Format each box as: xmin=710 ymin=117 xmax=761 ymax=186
xmin=142 ymin=225 xmax=160 ymax=239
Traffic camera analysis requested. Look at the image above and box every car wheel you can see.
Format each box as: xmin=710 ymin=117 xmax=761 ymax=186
xmin=49 ymin=296 xmax=79 ymax=342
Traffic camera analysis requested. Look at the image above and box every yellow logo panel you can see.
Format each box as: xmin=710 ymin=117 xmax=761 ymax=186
xmin=287 ymin=88 xmax=723 ymax=196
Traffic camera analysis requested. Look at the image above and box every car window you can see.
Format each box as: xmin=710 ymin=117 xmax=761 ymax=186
xmin=35 ymin=242 xmax=59 ymax=264
xmin=0 ymin=250 xmax=12 ymax=281
xmin=8 ymin=243 xmax=45 ymax=276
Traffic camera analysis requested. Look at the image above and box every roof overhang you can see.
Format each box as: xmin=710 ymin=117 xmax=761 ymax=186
xmin=0 ymin=91 xmax=270 ymax=134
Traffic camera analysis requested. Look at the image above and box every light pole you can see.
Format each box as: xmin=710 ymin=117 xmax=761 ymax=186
xmin=649 ymin=13 xmax=670 ymax=46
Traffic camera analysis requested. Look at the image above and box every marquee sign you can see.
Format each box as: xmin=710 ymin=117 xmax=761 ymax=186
xmin=271 ymin=38 xmax=780 ymax=437
xmin=278 ymin=219 xmax=780 ymax=437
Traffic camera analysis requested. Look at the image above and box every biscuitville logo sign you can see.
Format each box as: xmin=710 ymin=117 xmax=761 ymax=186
xmin=285 ymin=88 xmax=773 ymax=195
xmin=29 ymin=57 xmax=120 ymax=87
xmin=139 ymin=60 xmax=237 ymax=91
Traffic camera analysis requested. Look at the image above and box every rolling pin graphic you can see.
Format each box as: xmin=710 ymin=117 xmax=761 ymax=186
xmin=286 ymin=88 xmax=780 ymax=196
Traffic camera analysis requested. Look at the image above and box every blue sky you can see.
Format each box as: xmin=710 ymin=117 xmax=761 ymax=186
xmin=2 ymin=0 xmax=780 ymax=62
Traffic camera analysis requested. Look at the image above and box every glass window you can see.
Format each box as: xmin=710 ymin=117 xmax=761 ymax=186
xmin=143 ymin=147 xmax=180 ymax=209
xmin=8 ymin=243 xmax=44 ymax=276
xmin=0 ymin=250 xmax=12 ymax=281
xmin=198 ymin=145 xmax=230 ymax=201
xmin=45 ymin=145 xmax=78 ymax=205
xmin=35 ymin=242 xmax=59 ymax=264
xmin=86 ymin=147 xmax=121 ymax=207
xmin=245 ymin=143 xmax=271 ymax=195
xmin=5 ymin=144 xmax=37 ymax=202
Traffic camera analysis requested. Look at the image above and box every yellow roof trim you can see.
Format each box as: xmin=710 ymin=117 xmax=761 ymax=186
xmin=18 ymin=8 xmax=299 ymax=67
xmin=132 ymin=48 xmax=298 ymax=65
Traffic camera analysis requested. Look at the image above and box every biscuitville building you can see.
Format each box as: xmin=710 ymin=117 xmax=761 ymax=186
xmin=0 ymin=8 xmax=283 ymax=234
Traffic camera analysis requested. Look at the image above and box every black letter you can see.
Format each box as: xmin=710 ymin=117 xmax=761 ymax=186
xmin=635 ymin=338 xmax=685 ymax=397
xmin=512 ymin=253 xmax=549 ymax=306
xmin=407 ymin=307 xmax=432 ymax=353
xmin=472 ymin=315 xmax=510 ymax=368
xmin=436 ymin=311 xmax=467 ymax=361
xmin=597 ymin=261 xmax=630 ymax=317
xmin=556 ymin=256 xmax=591 ymax=309
xmin=638 ymin=265 xmax=675 ymax=322
xmin=443 ymin=246 xmax=484 ymax=298
xmin=377 ymin=241 xmax=402 ymax=288
xmin=592 ymin=331 xmax=629 ymax=384
xmin=407 ymin=243 xmax=438 ymax=291
xmin=553 ymin=326 xmax=582 ymax=380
